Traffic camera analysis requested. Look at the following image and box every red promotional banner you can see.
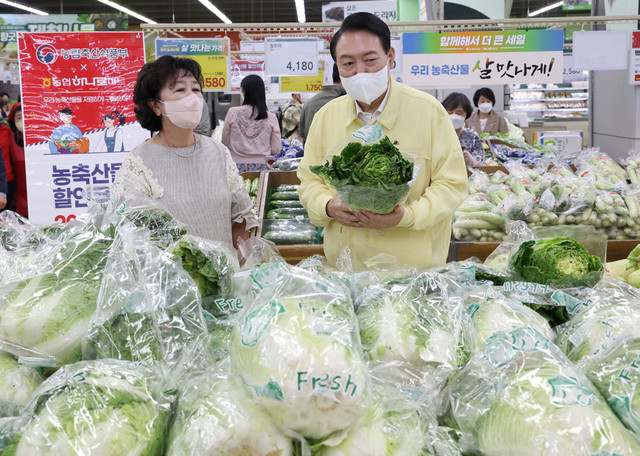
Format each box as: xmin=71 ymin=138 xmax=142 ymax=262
xmin=18 ymin=32 xmax=148 ymax=225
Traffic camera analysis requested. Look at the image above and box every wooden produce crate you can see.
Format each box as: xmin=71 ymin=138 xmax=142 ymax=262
xmin=258 ymin=171 xmax=324 ymax=264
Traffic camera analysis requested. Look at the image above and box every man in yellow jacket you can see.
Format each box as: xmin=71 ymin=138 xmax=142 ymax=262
xmin=297 ymin=12 xmax=468 ymax=270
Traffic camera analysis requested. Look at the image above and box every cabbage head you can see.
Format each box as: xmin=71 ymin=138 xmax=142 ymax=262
xmin=230 ymin=295 xmax=368 ymax=443
xmin=510 ymin=237 xmax=603 ymax=288
xmin=1 ymin=360 xmax=170 ymax=455
xmin=0 ymin=353 xmax=43 ymax=417
xmin=166 ymin=371 xmax=295 ymax=456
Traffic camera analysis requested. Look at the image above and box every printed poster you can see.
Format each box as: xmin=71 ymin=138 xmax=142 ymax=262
xmin=631 ymin=31 xmax=640 ymax=85
xmin=229 ymin=60 xmax=268 ymax=93
xmin=402 ymin=30 xmax=564 ymax=89
xmin=18 ymin=32 xmax=147 ymax=225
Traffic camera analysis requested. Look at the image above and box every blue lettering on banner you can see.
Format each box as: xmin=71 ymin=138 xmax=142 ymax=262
xmin=51 ymin=162 xmax=122 ymax=209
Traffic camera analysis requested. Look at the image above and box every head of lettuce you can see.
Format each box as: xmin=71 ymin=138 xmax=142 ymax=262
xmin=310 ymin=136 xmax=414 ymax=215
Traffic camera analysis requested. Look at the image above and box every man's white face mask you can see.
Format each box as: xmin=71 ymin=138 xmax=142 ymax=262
xmin=340 ymin=65 xmax=389 ymax=104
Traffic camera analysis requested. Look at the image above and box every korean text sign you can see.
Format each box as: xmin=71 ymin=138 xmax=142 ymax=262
xmin=402 ymin=30 xmax=564 ymax=89
xmin=18 ymin=32 xmax=147 ymax=225
xmin=156 ymin=38 xmax=230 ymax=91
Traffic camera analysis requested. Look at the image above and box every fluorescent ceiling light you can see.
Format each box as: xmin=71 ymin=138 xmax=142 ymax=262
xmin=198 ymin=0 xmax=232 ymax=24
xmin=0 ymin=0 xmax=48 ymax=15
xmin=97 ymin=0 xmax=157 ymax=24
xmin=529 ymin=1 xmax=563 ymax=17
xmin=295 ymin=0 xmax=306 ymax=23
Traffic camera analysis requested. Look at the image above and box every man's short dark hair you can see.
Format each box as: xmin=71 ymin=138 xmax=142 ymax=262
xmin=59 ymin=107 xmax=73 ymax=116
xmin=473 ymin=87 xmax=496 ymax=108
xmin=442 ymin=92 xmax=473 ymax=119
xmin=133 ymin=55 xmax=204 ymax=132
xmin=332 ymin=63 xmax=341 ymax=84
xmin=329 ymin=12 xmax=391 ymax=61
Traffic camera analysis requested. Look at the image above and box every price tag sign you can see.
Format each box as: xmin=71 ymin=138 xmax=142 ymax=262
xmin=281 ymin=62 xmax=324 ymax=92
xmin=265 ymin=37 xmax=318 ymax=76
xmin=156 ymin=38 xmax=230 ymax=91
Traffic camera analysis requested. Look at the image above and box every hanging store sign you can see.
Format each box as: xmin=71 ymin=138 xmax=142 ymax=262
xmin=402 ymin=30 xmax=564 ymax=89
xmin=229 ymin=60 xmax=269 ymax=93
xmin=630 ymin=32 xmax=640 ymax=85
xmin=563 ymin=0 xmax=591 ymax=11
xmin=265 ymin=37 xmax=318 ymax=76
xmin=156 ymin=38 xmax=230 ymax=91
xmin=281 ymin=62 xmax=325 ymax=92
xmin=0 ymin=14 xmax=129 ymax=53
xmin=322 ymin=1 xmax=398 ymax=22
xmin=18 ymin=32 xmax=147 ymax=226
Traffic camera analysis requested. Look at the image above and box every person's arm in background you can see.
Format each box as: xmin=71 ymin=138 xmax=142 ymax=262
xmin=395 ymin=106 xmax=468 ymax=231
xmin=299 ymin=105 xmax=309 ymax=141
xmin=0 ymin=148 xmax=7 ymax=210
xmin=194 ymin=100 xmax=212 ymax=137
xmin=497 ymin=113 xmax=509 ymax=135
xmin=270 ymin=113 xmax=281 ymax=156
xmin=221 ymin=109 xmax=233 ymax=148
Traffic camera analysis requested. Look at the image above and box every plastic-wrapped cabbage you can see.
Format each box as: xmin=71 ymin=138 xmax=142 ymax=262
xmin=230 ymin=264 xmax=369 ymax=443
xmin=447 ymin=329 xmax=640 ymax=455
xmin=313 ymin=390 xmax=433 ymax=456
xmin=464 ymin=287 xmax=554 ymax=353
xmin=356 ymin=272 xmax=462 ymax=392
xmin=0 ymin=229 xmax=112 ymax=365
xmin=166 ymin=370 xmax=296 ymax=456
xmin=0 ymin=353 xmax=43 ymax=417
xmin=556 ymin=284 xmax=640 ymax=435
xmin=83 ymin=226 xmax=206 ymax=375
xmin=1 ymin=360 xmax=171 ymax=455
xmin=170 ymin=235 xmax=239 ymax=318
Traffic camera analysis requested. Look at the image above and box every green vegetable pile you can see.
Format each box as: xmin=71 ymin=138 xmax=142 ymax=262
xmin=310 ymin=136 xmax=414 ymax=214
xmin=510 ymin=237 xmax=603 ymax=288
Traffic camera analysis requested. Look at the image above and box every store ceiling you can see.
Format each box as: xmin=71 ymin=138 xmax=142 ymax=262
xmin=0 ymin=0 xmax=589 ymax=26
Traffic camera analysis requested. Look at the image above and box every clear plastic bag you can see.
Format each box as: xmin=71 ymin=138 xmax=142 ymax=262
xmin=83 ymin=225 xmax=207 ymax=377
xmin=445 ymin=328 xmax=640 ymax=455
xmin=335 ymin=182 xmax=412 ymax=215
xmin=166 ymin=368 xmax=299 ymax=456
xmin=229 ymin=263 xmax=369 ymax=443
xmin=0 ymin=360 xmax=172 ymax=454
xmin=575 ymin=148 xmax=627 ymax=192
xmin=0 ymin=227 xmax=113 ymax=366
xmin=0 ymin=350 xmax=44 ymax=418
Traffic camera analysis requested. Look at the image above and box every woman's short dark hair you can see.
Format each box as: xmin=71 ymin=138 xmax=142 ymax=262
xmin=133 ymin=55 xmax=204 ymax=132
xmin=240 ymin=74 xmax=268 ymax=120
xmin=442 ymin=92 xmax=473 ymax=119
xmin=473 ymin=87 xmax=496 ymax=107
xmin=330 ymin=12 xmax=391 ymax=61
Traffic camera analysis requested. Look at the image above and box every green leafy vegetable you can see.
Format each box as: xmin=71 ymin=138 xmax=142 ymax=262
xmin=310 ymin=136 xmax=414 ymax=214
xmin=510 ymin=237 xmax=603 ymax=288
xmin=0 ymin=353 xmax=44 ymax=418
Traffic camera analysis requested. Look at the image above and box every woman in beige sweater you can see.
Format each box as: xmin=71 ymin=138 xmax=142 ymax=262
xmin=465 ymin=87 xmax=509 ymax=136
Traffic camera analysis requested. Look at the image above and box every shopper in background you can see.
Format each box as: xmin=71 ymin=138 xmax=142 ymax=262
xmin=0 ymin=93 xmax=10 ymax=120
xmin=222 ymin=74 xmax=281 ymax=174
xmin=0 ymin=105 xmax=14 ymax=209
xmin=7 ymin=104 xmax=26 ymax=217
xmin=281 ymin=93 xmax=303 ymax=141
xmin=0 ymin=147 xmax=6 ymax=211
xmin=115 ymin=56 xmax=258 ymax=249
xmin=298 ymin=12 xmax=468 ymax=270
xmin=466 ymin=87 xmax=508 ymax=136
xmin=299 ymin=63 xmax=346 ymax=142
xmin=442 ymin=92 xmax=485 ymax=167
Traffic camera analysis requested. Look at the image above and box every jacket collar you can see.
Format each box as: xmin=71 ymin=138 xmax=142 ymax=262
xmin=343 ymin=77 xmax=400 ymax=130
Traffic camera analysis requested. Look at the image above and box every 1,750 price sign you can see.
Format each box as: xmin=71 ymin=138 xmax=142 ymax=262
xmin=266 ymin=37 xmax=318 ymax=76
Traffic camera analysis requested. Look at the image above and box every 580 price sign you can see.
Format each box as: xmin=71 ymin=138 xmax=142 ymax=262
xmin=266 ymin=37 xmax=318 ymax=76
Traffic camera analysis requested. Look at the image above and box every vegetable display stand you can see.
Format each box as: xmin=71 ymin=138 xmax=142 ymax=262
xmin=449 ymin=239 xmax=640 ymax=263
xmin=258 ymin=171 xmax=324 ymax=264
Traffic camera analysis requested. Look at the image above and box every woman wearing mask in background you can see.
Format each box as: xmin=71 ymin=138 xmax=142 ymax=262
xmin=466 ymin=87 xmax=508 ymax=136
xmin=3 ymin=104 xmax=25 ymax=216
xmin=115 ymin=56 xmax=257 ymax=249
xmin=442 ymin=93 xmax=485 ymax=167
xmin=222 ymin=74 xmax=281 ymax=174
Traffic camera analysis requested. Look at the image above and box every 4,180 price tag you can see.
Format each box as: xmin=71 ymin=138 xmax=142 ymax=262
xmin=265 ymin=37 xmax=318 ymax=76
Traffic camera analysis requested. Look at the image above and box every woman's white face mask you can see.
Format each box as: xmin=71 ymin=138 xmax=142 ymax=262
xmin=478 ymin=102 xmax=493 ymax=114
xmin=157 ymin=93 xmax=204 ymax=130
xmin=449 ymin=113 xmax=466 ymax=130
xmin=340 ymin=65 xmax=389 ymax=104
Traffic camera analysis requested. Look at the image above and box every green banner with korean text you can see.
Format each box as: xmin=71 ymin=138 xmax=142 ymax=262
xmin=402 ymin=30 xmax=564 ymax=89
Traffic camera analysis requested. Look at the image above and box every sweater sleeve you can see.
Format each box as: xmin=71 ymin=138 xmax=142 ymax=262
xmin=396 ymin=105 xmax=468 ymax=230
xmin=221 ymin=109 xmax=233 ymax=148
xmin=270 ymin=113 xmax=281 ymax=156
xmin=0 ymin=149 xmax=6 ymax=197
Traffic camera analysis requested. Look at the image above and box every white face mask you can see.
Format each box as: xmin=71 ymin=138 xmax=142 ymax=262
xmin=341 ymin=65 xmax=389 ymax=105
xmin=449 ymin=113 xmax=466 ymax=130
xmin=478 ymin=102 xmax=493 ymax=114
xmin=158 ymin=93 xmax=204 ymax=130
